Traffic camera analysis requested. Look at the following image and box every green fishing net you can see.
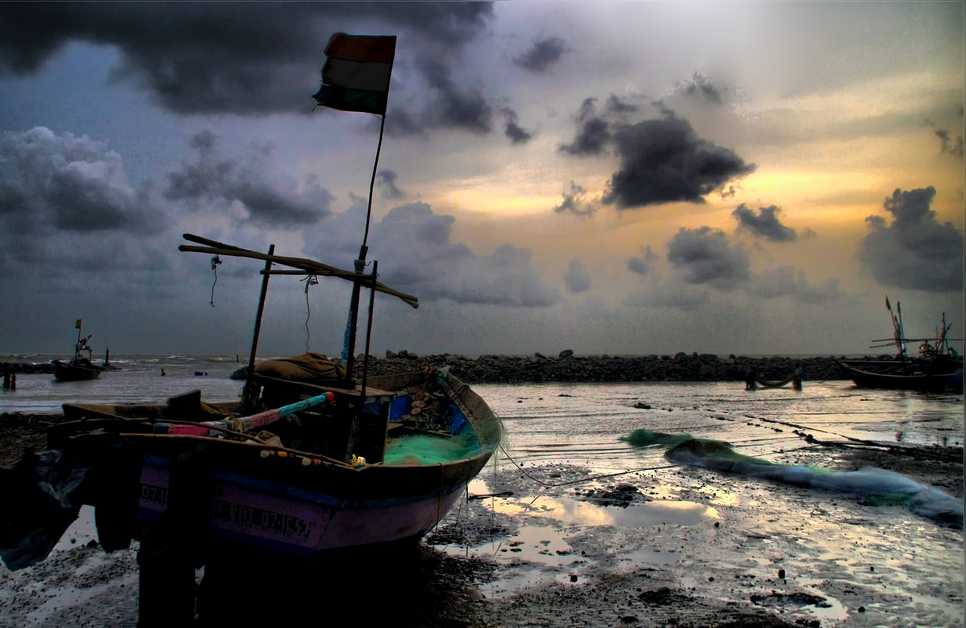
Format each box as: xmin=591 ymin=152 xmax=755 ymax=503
xmin=383 ymin=430 xmax=484 ymax=465
xmin=620 ymin=428 xmax=695 ymax=449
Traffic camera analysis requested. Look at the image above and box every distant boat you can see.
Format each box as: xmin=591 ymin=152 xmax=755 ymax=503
xmin=837 ymin=361 xmax=962 ymax=392
xmin=52 ymin=320 xmax=103 ymax=382
xmin=52 ymin=358 xmax=102 ymax=382
xmin=101 ymin=346 xmax=120 ymax=371
xmin=838 ymin=299 xmax=963 ymax=392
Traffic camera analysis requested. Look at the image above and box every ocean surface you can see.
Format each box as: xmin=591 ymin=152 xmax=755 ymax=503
xmin=2 ymin=354 xmax=963 ymax=625
xmin=3 ymin=353 xmax=961 ymax=449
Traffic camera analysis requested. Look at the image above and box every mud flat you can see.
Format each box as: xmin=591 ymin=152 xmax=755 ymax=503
xmin=1 ymin=381 xmax=961 ymax=627
xmin=1 ymin=442 xmax=960 ymax=627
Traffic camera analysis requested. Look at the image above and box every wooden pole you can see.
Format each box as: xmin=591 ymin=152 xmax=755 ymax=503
xmin=74 ymin=321 xmax=82 ymax=362
xmin=243 ymin=244 xmax=275 ymax=410
xmin=362 ymin=114 xmax=387 ymax=251
xmin=345 ymin=110 xmax=389 ymax=383
xmin=178 ymin=244 xmax=418 ymax=308
xmin=360 ymin=261 xmax=378 ymax=401
xmin=343 ymin=254 xmax=365 ymax=385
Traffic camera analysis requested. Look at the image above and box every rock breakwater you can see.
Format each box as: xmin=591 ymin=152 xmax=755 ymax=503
xmin=0 ymin=361 xmax=55 ymax=374
xmin=357 ymin=351 xmax=852 ymax=384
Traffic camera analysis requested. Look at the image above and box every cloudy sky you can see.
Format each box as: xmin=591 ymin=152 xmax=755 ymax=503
xmin=0 ymin=2 xmax=962 ymax=357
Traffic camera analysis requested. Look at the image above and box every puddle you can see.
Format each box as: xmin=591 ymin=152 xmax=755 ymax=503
xmin=794 ymin=579 xmax=850 ymax=622
xmin=433 ymin=488 xmax=720 ymax=598
xmin=486 ymin=494 xmax=718 ymax=528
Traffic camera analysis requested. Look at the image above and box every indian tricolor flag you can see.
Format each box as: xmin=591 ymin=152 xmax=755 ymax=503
xmin=313 ymin=33 xmax=396 ymax=116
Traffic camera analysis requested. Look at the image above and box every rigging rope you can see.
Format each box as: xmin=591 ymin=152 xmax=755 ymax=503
xmin=209 ymin=255 xmax=222 ymax=307
xmin=300 ymin=275 xmax=318 ymax=353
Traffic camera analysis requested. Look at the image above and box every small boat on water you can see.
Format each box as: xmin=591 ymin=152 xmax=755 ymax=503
xmin=838 ymin=299 xmax=963 ymax=392
xmin=52 ymin=320 xmax=103 ymax=382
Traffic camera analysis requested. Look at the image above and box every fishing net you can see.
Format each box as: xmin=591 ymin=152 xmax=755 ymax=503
xmin=623 ymin=429 xmax=963 ymax=528
xmin=620 ymin=428 xmax=697 ymax=449
xmin=383 ymin=430 xmax=483 ymax=466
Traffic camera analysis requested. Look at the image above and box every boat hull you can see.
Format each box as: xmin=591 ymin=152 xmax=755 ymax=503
xmin=838 ymin=361 xmax=963 ymax=392
xmin=136 ymin=456 xmax=469 ymax=554
xmin=53 ymin=362 xmax=101 ymax=382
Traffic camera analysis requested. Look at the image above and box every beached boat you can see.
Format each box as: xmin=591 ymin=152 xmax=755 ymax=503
xmin=837 ymin=360 xmax=963 ymax=392
xmin=1 ymin=33 xmax=505 ymax=625
xmin=52 ymin=320 xmax=103 ymax=382
xmin=1 ymin=231 xmax=503 ymax=622
xmin=52 ymin=364 xmax=500 ymax=553
xmin=838 ymin=300 xmax=963 ymax=392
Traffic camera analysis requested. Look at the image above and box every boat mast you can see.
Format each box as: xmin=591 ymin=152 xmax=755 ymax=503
xmin=896 ymin=301 xmax=908 ymax=364
xmin=343 ymin=66 xmax=392 ymax=385
xmin=73 ymin=319 xmax=82 ymax=362
xmin=242 ymin=244 xmax=275 ymax=410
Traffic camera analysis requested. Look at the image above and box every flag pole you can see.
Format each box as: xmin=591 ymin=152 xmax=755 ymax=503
xmin=344 ymin=52 xmax=393 ymax=385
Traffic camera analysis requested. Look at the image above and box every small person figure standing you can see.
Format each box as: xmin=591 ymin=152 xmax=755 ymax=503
xmin=161 ymin=368 xmax=166 ymax=377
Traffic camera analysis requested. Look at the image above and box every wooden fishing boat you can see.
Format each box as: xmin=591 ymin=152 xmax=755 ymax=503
xmin=837 ymin=360 xmax=963 ymax=392
xmin=52 ymin=358 xmax=102 ymax=382
xmin=1 ymin=234 xmax=503 ymax=623
xmin=1 ymin=33 xmax=505 ymax=625
xmin=839 ymin=299 xmax=964 ymax=392
xmin=50 ymin=367 xmax=500 ymax=555
xmin=52 ymin=320 xmax=103 ymax=381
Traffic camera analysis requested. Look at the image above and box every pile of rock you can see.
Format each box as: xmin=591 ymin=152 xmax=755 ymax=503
xmin=0 ymin=362 xmax=55 ymax=375
xmin=353 ymin=350 xmax=851 ymax=384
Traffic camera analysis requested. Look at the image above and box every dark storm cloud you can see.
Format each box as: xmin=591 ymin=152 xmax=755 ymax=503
xmin=678 ymin=73 xmax=724 ymax=105
xmin=934 ymin=128 xmax=964 ymax=157
xmin=859 ymin=186 xmax=962 ymax=292
xmin=513 ymin=37 xmax=567 ymax=73
xmin=924 ymin=118 xmax=964 ymax=158
xmin=606 ymin=94 xmax=639 ymax=115
xmin=0 ymin=3 xmax=493 ymax=116
xmin=748 ymin=266 xmax=843 ymax=304
xmin=603 ymin=114 xmax=756 ymax=208
xmin=165 ymin=131 xmax=331 ymax=226
xmin=377 ymin=169 xmax=405 ymax=199
xmin=501 ymin=108 xmax=533 ymax=145
xmin=412 ymin=56 xmax=493 ymax=135
xmin=666 ymin=226 xmax=750 ymax=288
xmin=0 ymin=126 xmax=162 ymax=235
xmin=563 ymin=258 xmax=591 ymax=293
xmin=552 ymin=181 xmax=597 ymax=216
xmin=0 ymin=127 xmax=178 ymax=287
xmin=559 ymin=98 xmax=611 ymax=157
xmin=732 ymin=204 xmax=798 ymax=242
xmin=310 ymin=201 xmax=559 ymax=307
xmin=626 ymin=246 xmax=657 ymax=276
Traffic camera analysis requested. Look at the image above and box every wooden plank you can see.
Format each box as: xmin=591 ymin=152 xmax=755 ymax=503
xmin=178 ymin=237 xmax=419 ymax=308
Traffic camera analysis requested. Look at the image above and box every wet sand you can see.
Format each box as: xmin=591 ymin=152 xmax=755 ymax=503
xmin=1 ymin=382 xmax=962 ymax=627
xmin=0 ymin=445 xmax=959 ymax=627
